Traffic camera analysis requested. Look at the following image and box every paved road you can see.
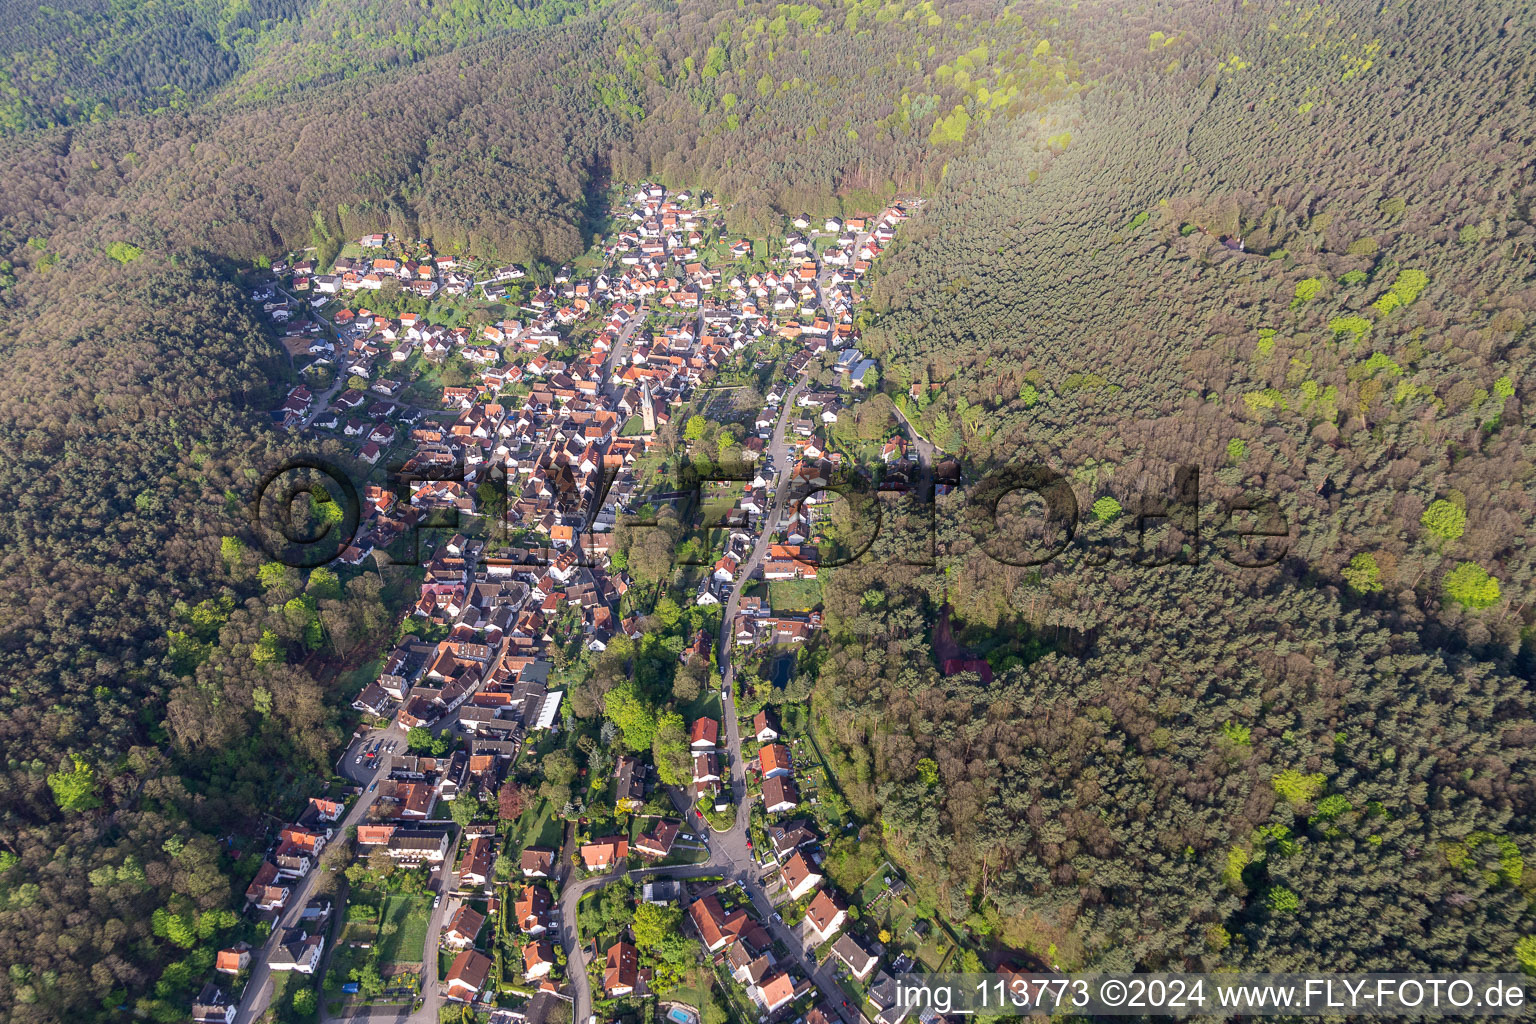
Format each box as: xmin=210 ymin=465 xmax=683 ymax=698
xmin=234 ymin=728 xmax=394 ymax=1024
xmin=404 ymin=829 xmax=463 ymax=1024
xmin=602 ymin=302 xmax=647 ymax=400
xmin=558 ymin=861 xmax=730 ymax=1017
xmin=889 ymin=403 xmax=936 ymax=479
xmin=289 ymin=299 xmax=348 ymax=430
xmin=716 ymin=377 xmax=808 ymax=698
xmin=554 ymin=376 xmax=866 ymax=1024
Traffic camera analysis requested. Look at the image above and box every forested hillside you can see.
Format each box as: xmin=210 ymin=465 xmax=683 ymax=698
xmin=0 ymin=0 xmax=1533 ymax=1018
xmin=0 ymin=1 xmax=1080 ymax=1019
xmin=825 ymin=0 xmax=1536 ymax=977
xmin=0 ymin=0 xmax=310 ymax=132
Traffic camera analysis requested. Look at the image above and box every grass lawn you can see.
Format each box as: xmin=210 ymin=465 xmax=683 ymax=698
xmin=528 ymin=801 xmax=565 ymax=849
xmin=682 ymin=688 xmax=722 ymax=725
xmin=769 ymin=578 xmax=822 ymax=612
xmin=426 ymin=299 xmax=466 ymax=327
xmin=833 ymin=971 xmax=868 ymax=1012
xmin=507 ymin=797 xmax=563 ymax=866
xmin=697 ymin=494 xmax=736 ymax=530
xmin=375 ymin=895 xmax=432 ymax=965
xmin=667 ymin=965 xmax=716 ymax=1015
xmin=335 ymin=655 xmax=384 ymax=692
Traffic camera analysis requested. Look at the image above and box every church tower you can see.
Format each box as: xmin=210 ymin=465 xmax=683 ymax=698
xmin=641 ymin=380 xmax=656 ymax=432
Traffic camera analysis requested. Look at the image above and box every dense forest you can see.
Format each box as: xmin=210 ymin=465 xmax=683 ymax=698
xmin=0 ymin=0 xmax=1533 ymax=1019
xmin=824 ymin=0 xmax=1536 ymax=979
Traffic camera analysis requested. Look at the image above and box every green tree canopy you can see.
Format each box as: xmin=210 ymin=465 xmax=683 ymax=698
xmin=1444 ymin=561 xmax=1501 ymax=609
xmin=1342 ymin=552 xmax=1383 ymax=594
xmin=604 ymin=680 xmax=659 ymax=751
xmin=1421 ymin=499 xmax=1467 ymax=545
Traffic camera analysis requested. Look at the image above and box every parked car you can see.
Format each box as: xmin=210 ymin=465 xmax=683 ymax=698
xmin=433 ymin=894 xmax=442 ymax=908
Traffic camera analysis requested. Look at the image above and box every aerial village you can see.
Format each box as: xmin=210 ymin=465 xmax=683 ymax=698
xmin=205 ymin=186 xmax=1002 ymax=1024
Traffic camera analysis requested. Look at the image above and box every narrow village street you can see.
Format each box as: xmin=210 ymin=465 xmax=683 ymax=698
xmin=555 ymin=375 xmax=866 ymax=1024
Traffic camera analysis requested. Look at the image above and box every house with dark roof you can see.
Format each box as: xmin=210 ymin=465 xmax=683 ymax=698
xmin=753 ymin=708 xmax=780 ymax=742
xmin=763 ymin=776 xmax=800 ymax=814
xmin=635 ymin=819 xmax=680 ymax=860
xmin=444 ymin=905 xmax=486 ymax=949
xmin=831 ymin=933 xmax=879 ymax=981
xmin=191 ymin=983 xmax=236 ymax=1024
xmin=267 ymin=927 xmax=324 ymax=974
xmin=460 ymin=835 xmax=494 ymax=888
xmin=615 ymin=755 xmax=645 ymax=812
xmin=521 ymin=846 xmax=556 ymax=878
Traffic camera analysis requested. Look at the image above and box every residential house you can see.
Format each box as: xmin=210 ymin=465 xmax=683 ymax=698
xmin=768 ymin=820 xmax=819 ymax=861
xmin=446 ymin=950 xmax=492 ymax=1002
xmin=692 ymin=751 xmax=721 ymax=785
xmin=831 ymin=933 xmax=879 ymax=981
xmin=604 ymin=940 xmax=641 ymax=997
xmin=763 ymin=776 xmax=800 ymax=814
xmin=803 ymin=889 xmax=848 ymax=945
xmin=635 ymin=819 xmax=680 ymax=860
xmin=515 ymin=884 xmax=553 ymax=935
xmin=758 ymin=743 xmax=793 ymax=779
xmin=688 ymin=893 xmax=750 ymax=952
xmin=580 ymin=836 xmax=629 ymax=871
xmin=444 ymin=905 xmax=486 ymax=949
xmin=867 ymin=971 xmax=915 ymax=1024
xmin=615 ymin=755 xmax=645 ymax=812
xmin=267 ymin=927 xmax=324 ymax=974
xmin=460 ymin=835 xmax=494 ymax=888
xmin=520 ymin=847 xmax=556 ymax=878
xmin=385 ymin=828 xmax=451 ymax=864
xmin=215 ymin=943 xmax=252 ymax=975
xmin=245 ymin=862 xmax=289 ymax=912
xmin=643 ymin=879 xmax=681 ymax=905
xmin=756 ymin=970 xmax=798 ymax=1013
xmin=753 ymin=709 xmax=780 ymax=742
xmin=689 ymin=718 xmax=719 ymax=749
xmin=192 ymin=983 xmax=236 ymax=1024
xmin=523 ymin=940 xmax=556 ymax=980
xmin=780 ymin=850 xmax=822 ymax=901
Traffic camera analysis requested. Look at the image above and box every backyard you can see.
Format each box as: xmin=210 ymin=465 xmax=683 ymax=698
xmin=375 ymin=894 xmax=433 ymax=965
xmin=768 ymin=578 xmax=822 ymax=612
xmin=855 ymin=864 xmax=955 ymax=971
